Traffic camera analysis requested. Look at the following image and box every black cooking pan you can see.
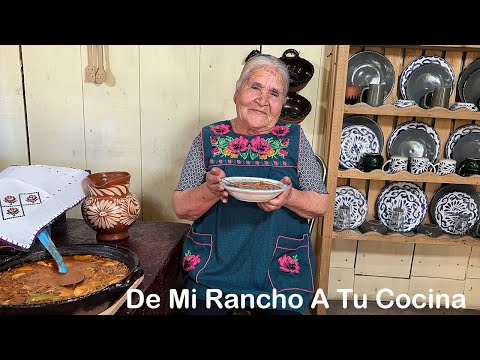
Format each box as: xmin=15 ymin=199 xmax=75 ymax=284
xmin=0 ymin=244 xmax=143 ymax=315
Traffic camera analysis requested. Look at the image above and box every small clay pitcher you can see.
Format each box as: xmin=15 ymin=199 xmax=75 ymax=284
xmin=81 ymin=171 xmax=141 ymax=241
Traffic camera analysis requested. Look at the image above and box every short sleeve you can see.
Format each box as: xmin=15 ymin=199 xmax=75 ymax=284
xmin=175 ymin=135 xmax=206 ymax=191
xmin=298 ymin=129 xmax=327 ymax=194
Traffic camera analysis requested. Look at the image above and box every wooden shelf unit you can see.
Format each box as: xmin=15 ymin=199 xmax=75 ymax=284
xmin=314 ymin=45 xmax=480 ymax=315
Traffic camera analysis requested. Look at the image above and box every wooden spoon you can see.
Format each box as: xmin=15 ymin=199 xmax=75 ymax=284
xmin=104 ymin=45 xmax=116 ymax=87
xmin=85 ymin=45 xmax=96 ymax=83
xmin=95 ymin=45 xmax=106 ymax=84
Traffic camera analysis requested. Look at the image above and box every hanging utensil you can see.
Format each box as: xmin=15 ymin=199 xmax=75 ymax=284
xmin=95 ymin=45 xmax=107 ymax=84
xmin=85 ymin=45 xmax=96 ymax=83
xmin=37 ymin=229 xmax=85 ymax=287
xmin=104 ymin=45 xmax=116 ymax=87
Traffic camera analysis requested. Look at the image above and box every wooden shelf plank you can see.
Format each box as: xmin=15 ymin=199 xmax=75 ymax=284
xmin=332 ymin=229 xmax=480 ymax=246
xmin=337 ymin=169 xmax=480 ymax=185
xmin=344 ymin=103 xmax=480 ymax=120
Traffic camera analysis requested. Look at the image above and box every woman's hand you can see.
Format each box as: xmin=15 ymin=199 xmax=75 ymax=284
xmin=257 ymin=176 xmax=292 ymax=212
xmin=206 ymin=167 xmax=229 ymax=203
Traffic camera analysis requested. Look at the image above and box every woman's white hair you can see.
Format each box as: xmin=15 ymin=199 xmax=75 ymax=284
xmin=236 ymin=54 xmax=290 ymax=98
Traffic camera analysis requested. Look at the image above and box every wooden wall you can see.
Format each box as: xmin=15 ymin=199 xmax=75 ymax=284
xmin=0 ymin=45 xmax=331 ymax=223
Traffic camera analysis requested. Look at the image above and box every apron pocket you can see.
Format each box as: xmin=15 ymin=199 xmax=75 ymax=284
xmin=268 ymin=234 xmax=314 ymax=294
xmin=182 ymin=228 xmax=213 ymax=282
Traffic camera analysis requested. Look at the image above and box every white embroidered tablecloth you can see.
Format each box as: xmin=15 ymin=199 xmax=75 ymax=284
xmin=0 ymin=165 xmax=89 ymax=249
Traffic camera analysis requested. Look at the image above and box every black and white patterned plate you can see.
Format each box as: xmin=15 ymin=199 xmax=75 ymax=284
xmin=340 ymin=124 xmax=380 ymax=169
xmin=334 ymin=186 xmax=368 ymax=230
xmin=431 ymin=184 xmax=480 ymax=235
xmin=445 ymin=124 xmax=480 ymax=164
xmin=387 ymin=121 xmax=441 ymax=163
xmin=376 ymin=182 xmax=428 ymax=232
xmin=400 ymin=55 xmax=455 ymax=103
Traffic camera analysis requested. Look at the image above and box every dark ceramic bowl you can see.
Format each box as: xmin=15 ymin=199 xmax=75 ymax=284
xmin=280 ymin=49 xmax=315 ymax=92
xmin=279 ymin=92 xmax=312 ymax=123
xmin=359 ymin=219 xmax=388 ymax=235
xmin=415 ymin=224 xmax=443 ymax=238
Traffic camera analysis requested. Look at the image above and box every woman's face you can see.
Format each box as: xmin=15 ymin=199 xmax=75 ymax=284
xmin=233 ymin=65 xmax=285 ymax=134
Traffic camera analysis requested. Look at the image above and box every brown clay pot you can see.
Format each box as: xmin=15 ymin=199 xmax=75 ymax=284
xmin=280 ymin=49 xmax=315 ymax=93
xmin=279 ymin=92 xmax=312 ymax=123
xmin=81 ymin=171 xmax=141 ymax=241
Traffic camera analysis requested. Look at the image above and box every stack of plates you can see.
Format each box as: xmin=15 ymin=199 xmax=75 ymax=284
xmin=458 ymin=58 xmax=480 ymax=105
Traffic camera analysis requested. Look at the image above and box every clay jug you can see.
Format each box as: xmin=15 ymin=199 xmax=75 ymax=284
xmin=81 ymin=171 xmax=141 ymax=241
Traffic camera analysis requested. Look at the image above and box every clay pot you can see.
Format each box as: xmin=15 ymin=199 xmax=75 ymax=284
xmin=279 ymin=92 xmax=312 ymax=123
xmin=81 ymin=172 xmax=141 ymax=241
xmin=280 ymin=49 xmax=315 ymax=93
xmin=345 ymin=85 xmax=361 ymax=104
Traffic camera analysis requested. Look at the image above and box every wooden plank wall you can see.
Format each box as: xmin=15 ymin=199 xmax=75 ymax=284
xmin=0 ymin=46 xmax=29 ymax=169
xmin=0 ymin=45 xmax=329 ymax=226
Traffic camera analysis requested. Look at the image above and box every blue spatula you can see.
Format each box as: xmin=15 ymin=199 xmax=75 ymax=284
xmin=37 ymin=228 xmax=85 ymax=286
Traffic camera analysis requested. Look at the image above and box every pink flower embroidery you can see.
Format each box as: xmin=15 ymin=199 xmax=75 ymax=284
xmin=7 ymin=207 xmax=19 ymax=216
xmin=26 ymin=194 xmax=38 ymax=203
xmin=271 ymin=125 xmax=290 ymax=137
xmin=278 ymin=254 xmax=300 ymax=274
xmin=250 ymin=136 xmax=271 ymax=155
xmin=4 ymin=195 xmax=16 ymax=204
xmin=210 ymin=135 xmax=218 ymax=145
xmin=211 ymin=124 xmax=231 ymax=135
xmin=211 ymin=147 xmax=220 ymax=155
xmin=281 ymin=138 xmax=290 ymax=146
xmin=182 ymin=250 xmax=201 ymax=271
xmin=228 ymin=136 xmax=249 ymax=154
xmin=279 ymin=149 xmax=288 ymax=157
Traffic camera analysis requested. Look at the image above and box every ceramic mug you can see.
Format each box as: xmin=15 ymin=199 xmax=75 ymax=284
xmin=419 ymin=86 xmax=451 ymax=109
xmin=382 ymin=155 xmax=408 ymax=173
xmin=390 ymin=207 xmax=405 ymax=232
xmin=335 ymin=204 xmax=351 ymax=231
xmin=457 ymin=158 xmax=480 ymax=176
xmin=345 ymin=85 xmax=361 ymax=105
xmin=357 ymin=153 xmax=384 ymax=172
xmin=360 ymin=83 xmax=386 ymax=107
xmin=410 ymin=157 xmax=436 ymax=175
xmin=433 ymin=158 xmax=456 ymax=175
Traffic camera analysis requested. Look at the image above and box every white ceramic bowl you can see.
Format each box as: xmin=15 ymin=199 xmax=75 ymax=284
xmin=222 ymin=176 xmax=288 ymax=202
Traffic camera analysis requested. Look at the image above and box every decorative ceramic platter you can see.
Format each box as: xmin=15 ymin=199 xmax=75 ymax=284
xmin=334 ymin=186 xmax=368 ymax=230
xmin=347 ymin=51 xmax=395 ymax=101
xmin=387 ymin=121 xmax=440 ymax=162
xmin=342 ymin=115 xmax=384 ymax=153
xmin=462 ymin=68 xmax=480 ymax=106
xmin=445 ymin=124 xmax=480 ymax=163
xmin=339 ymin=125 xmax=380 ymax=169
xmin=430 ymin=184 xmax=480 ymax=235
xmin=458 ymin=58 xmax=480 ymax=102
xmin=400 ymin=55 xmax=455 ymax=104
xmin=376 ymin=182 xmax=428 ymax=232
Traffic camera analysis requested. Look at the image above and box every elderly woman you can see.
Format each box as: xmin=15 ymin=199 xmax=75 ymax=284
xmin=172 ymin=54 xmax=329 ymax=315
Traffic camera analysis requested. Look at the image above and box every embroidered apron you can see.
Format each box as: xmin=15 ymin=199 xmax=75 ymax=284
xmin=181 ymin=120 xmax=314 ymax=314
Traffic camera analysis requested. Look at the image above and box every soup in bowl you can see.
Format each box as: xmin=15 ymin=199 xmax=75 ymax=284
xmin=221 ymin=176 xmax=288 ymax=202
